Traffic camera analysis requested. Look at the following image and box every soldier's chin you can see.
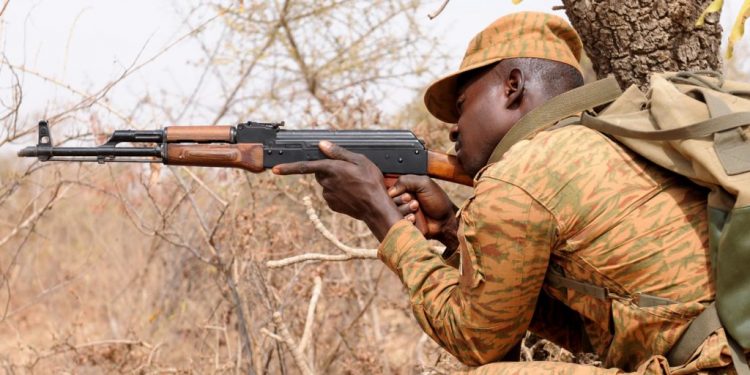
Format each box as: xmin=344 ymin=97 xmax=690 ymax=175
xmin=458 ymin=153 xmax=479 ymax=178
xmin=456 ymin=150 xmax=467 ymax=171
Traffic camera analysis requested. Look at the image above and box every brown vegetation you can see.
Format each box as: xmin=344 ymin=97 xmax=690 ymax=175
xmin=2 ymin=1 xmax=749 ymax=374
xmin=0 ymin=1 xmax=476 ymax=373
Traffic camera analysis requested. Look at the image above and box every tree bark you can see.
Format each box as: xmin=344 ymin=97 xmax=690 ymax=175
xmin=562 ymin=0 xmax=723 ymax=89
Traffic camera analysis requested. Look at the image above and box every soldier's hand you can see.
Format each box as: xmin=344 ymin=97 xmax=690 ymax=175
xmin=388 ymin=175 xmax=458 ymax=247
xmin=272 ymin=140 xmax=402 ymax=241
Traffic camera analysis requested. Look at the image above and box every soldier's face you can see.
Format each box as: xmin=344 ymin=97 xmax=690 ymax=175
xmin=450 ymin=67 xmax=523 ymax=177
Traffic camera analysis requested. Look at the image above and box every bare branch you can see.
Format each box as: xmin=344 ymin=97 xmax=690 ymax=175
xmin=168 ymin=166 xmax=219 ymax=258
xmin=181 ymin=167 xmax=228 ymax=206
xmin=0 ymin=184 xmax=69 ymax=248
xmin=211 ymin=0 xmax=290 ymax=125
xmin=266 ymin=196 xmax=377 ymax=268
xmin=261 ymin=328 xmax=285 ymax=342
xmin=4 ymin=275 xmax=79 ymax=318
xmin=2 ymin=11 xmax=222 ymax=147
xmin=303 ymin=196 xmax=375 ymax=256
xmin=132 ymin=342 xmax=165 ymax=374
xmin=298 ymin=276 xmax=322 ymax=353
xmin=75 ymin=339 xmax=153 ymax=350
xmin=427 ymin=0 xmax=450 ymax=20
xmin=264 ymin=311 xmax=315 ymax=375
xmin=0 ymin=0 xmax=9 ymax=18
xmin=225 ymin=267 xmax=256 ymax=374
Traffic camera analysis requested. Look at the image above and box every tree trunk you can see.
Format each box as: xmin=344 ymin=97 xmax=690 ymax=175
xmin=562 ymin=0 xmax=723 ymax=89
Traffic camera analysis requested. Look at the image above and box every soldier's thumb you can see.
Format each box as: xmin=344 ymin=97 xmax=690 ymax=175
xmin=388 ymin=175 xmax=428 ymax=197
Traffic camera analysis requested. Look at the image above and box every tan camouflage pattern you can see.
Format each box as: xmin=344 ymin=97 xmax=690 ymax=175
xmin=459 ymin=12 xmax=583 ymax=73
xmin=378 ymin=126 xmax=744 ymax=373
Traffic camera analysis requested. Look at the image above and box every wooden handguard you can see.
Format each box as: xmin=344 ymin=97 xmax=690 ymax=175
xmin=166 ymin=144 xmax=264 ymax=172
xmin=426 ymin=151 xmax=473 ymax=186
xmin=165 ymin=126 xmax=234 ymax=142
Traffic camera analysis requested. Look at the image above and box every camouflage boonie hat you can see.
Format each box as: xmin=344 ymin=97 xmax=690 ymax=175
xmin=424 ymin=12 xmax=584 ymax=123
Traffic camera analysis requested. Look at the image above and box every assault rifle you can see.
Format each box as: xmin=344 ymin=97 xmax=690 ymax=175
xmin=18 ymin=121 xmax=473 ymax=186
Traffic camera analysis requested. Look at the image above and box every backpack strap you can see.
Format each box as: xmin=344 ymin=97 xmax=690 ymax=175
xmin=546 ymin=267 xmax=678 ymax=308
xmin=580 ymin=90 xmax=750 ymax=176
xmin=728 ymin=335 xmax=750 ymax=375
xmin=667 ymin=71 xmax=726 ymax=92
xmin=667 ymin=303 xmax=723 ymax=365
xmin=487 ymin=76 xmax=623 ymax=165
xmin=580 ymin=111 xmax=750 ymax=141
xmin=667 ymin=303 xmax=750 ymax=375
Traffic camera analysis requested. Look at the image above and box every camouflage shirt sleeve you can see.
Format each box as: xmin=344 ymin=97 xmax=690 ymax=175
xmin=378 ymin=175 xmax=557 ymax=366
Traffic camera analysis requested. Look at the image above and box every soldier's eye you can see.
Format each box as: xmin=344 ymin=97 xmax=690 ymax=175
xmin=456 ymin=96 xmax=465 ymax=115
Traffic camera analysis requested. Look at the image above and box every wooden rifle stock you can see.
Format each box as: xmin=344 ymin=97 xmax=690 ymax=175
xmin=425 ymin=151 xmax=473 ymax=186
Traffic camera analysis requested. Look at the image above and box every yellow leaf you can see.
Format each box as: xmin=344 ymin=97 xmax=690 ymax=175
xmin=148 ymin=309 xmax=161 ymax=323
xmin=696 ymin=0 xmax=724 ymax=27
xmin=727 ymin=0 xmax=750 ymax=58
xmin=512 ymin=0 xmax=523 ymax=4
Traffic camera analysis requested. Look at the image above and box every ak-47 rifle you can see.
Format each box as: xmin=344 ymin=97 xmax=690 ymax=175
xmin=18 ymin=121 xmax=473 ymax=186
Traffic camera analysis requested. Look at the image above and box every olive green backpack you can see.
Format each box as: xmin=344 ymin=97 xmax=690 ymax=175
xmin=488 ymin=71 xmax=750 ymax=371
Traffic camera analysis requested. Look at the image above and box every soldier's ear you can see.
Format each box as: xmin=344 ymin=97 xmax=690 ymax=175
xmin=504 ymin=68 xmax=525 ymax=110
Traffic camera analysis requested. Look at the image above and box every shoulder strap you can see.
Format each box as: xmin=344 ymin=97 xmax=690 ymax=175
xmin=487 ymin=76 xmax=623 ymax=165
xmin=580 ymin=111 xmax=750 ymax=141
xmin=667 ymin=303 xmax=750 ymax=375
xmin=667 ymin=303 xmax=723 ymax=365
xmin=580 ymin=87 xmax=750 ymax=175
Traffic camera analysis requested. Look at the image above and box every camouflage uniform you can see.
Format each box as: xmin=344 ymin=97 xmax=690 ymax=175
xmin=379 ymin=126 xmax=739 ymax=373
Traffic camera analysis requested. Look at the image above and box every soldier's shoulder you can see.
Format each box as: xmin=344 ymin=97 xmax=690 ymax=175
xmin=479 ymin=125 xmax=619 ymax=183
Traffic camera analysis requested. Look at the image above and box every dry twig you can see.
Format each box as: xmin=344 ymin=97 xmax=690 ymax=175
xmin=427 ymin=0 xmax=451 ymax=20
xmin=298 ymin=276 xmax=322 ymax=354
xmin=259 ymin=275 xmax=324 ymax=374
xmin=0 ymin=184 xmax=69 ymax=248
xmin=266 ymin=196 xmax=377 ymax=268
xmin=0 ymin=0 xmax=9 ymax=18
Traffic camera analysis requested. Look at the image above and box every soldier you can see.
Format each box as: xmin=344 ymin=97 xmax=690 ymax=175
xmin=275 ymin=12 xmax=739 ymax=374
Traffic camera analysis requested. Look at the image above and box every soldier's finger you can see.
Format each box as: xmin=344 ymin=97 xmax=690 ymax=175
xmin=392 ymin=193 xmax=412 ymax=206
xmin=397 ymin=174 xmax=432 ymax=193
xmin=396 ymin=200 xmax=419 ymax=216
xmin=272 ymin=160 xmax=333 ymax=175
xmin=387 ymin=175 xmax=430 ymax=197
xmin=319 ymin=141 xmax=364 ymax=164
xmin=387 ymin=180 xmax=409 ymax=197
xmin=397 ymin=203 xmax=412 ymax=216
